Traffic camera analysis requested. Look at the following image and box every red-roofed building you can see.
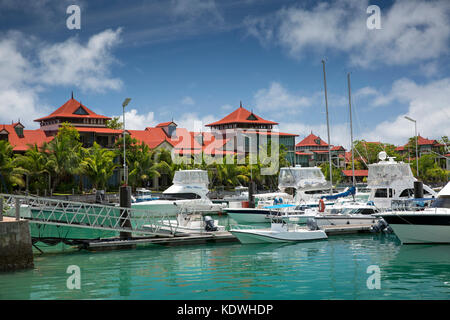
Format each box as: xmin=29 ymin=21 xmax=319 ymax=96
xmin=395 ymin=135 xmax=445 ymax=158
xmin=295 ymin=132 xmax=345 ymax=168
xmin=33 ymin=94 xmax=122 ymax=149
xmin=205 ymin=102 xmax=298 ymax=164
xmin=0 ymin=122 xmax=52 ymax=153
xmin=341 ymin=169 xmax=368 ymax=183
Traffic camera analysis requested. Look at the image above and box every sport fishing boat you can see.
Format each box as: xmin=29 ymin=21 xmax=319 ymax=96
xmin=224 ymin=166 xmax=344 ymax=224
xmin=230 ymin=217 xmax=328 ymax=244
xmin=377 ymin=182 xmax=450 ymax=244
xmin=132 ymin=170 xmax=226 ymax=216
xmin=367 ymin=152 xmax=437 ymax=209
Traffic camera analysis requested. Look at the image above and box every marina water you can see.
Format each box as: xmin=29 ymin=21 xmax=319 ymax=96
xmin=1 ymin=232 xmax=449 ymax=300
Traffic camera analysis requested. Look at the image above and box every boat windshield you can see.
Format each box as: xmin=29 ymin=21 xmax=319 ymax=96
xmin=367 ymin=162 xmax=414 ymax=187
xmin=160 ymin=193 xmax=201 ymax=200
xmin=278 ymin=167 xmax=330 ymax=190
xmin=173 ymin=170 xmax=209 ymax=185
xmin=431 ymin=196 xmax=450 ymax=209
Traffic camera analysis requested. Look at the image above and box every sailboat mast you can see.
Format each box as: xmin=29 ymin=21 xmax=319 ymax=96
xmin=347 ymin=72 xmax=355 ymax=187
xmin=322 ymin=59 xmax=333 ymax=194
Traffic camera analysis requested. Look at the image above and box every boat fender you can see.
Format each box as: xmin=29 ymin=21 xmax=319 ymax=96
xmin=318 ymin=199 xmax=325 ymax=212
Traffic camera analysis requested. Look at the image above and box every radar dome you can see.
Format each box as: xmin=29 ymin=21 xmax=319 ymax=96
xmin=378 ymin=151 xmax=387 ymax=161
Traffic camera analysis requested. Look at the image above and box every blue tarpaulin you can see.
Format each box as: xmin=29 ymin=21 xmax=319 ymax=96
xmin=320 ymin=186 xmax=356 ymax=200
xmin=263 ymin=204 xmax=296 ymax=209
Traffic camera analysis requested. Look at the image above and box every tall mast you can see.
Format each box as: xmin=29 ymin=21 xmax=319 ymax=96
xmin=322 ymin=59 xmax=333 ymax=194
xmin=347 ymin=72 xmax=355 ymax=187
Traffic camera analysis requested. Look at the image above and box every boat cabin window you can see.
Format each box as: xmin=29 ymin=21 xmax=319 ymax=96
xmin=431 ymin=196 xmax=450 ymax=209
xmin=161 ymin=193 xmax=201 ymax=200
xmin=359 ymin=208 xmax=377 ymax=215
xmin=374 ymin=188 xmax=393 ymax=198
xmin=399 ymin=188 xmax=414 ymax=198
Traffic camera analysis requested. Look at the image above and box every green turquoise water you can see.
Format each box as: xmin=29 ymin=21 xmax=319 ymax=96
xmin=1 ymin=233 xmax=449 ymax=300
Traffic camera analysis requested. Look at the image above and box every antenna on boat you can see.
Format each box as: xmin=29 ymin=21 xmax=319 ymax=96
xmin=322 ymin=59 xmax=333 ymax=194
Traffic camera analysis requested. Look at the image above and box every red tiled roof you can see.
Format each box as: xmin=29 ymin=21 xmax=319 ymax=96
xmin=128 ymin=127 xmax=177 ymax=149
xmin=331 ymin=145 xmax=345 ymax=151
xmin=242 ymin=130 xmax=298 ymax=137
xmin=417 ymin=136 xmax=439 ymax=146
xmin=156 ymin=121 xmax=176 ymax=128
xmin=205 ymin=105 xmax=278 ymax=127
xmin=296 ymin=133 xmax=328 ymax=147
xmin=0 ymin=124 xmax=52 ymax=152
xmin=74 ymin=127 xmax=123 ymax=134
xmin=342 ymin=170 xmax=368 ymax=177
xmin=295 ymin=152 xmax=313 ymax=156
xmin=34 ymin=98 xmax=111 ymax=122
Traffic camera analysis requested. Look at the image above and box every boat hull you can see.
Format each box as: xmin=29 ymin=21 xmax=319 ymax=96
xmin=230 ymin=229 xmax=327 ymax=244
xmin=314 ymin=214 xmax=379 ymax=227
xmin=381 ymin=214 xmax=450 ymax=244
xmin=226 ymin=208 xmax=312 ymax=224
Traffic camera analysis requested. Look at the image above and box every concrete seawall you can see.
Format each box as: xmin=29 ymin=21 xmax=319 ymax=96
xmin=0 ymin=217 xmax=34 ymax=272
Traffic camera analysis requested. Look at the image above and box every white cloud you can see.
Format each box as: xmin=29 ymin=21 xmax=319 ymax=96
xmin=365 ymin=78 xmax=450 ymax=144
xmin=174 ymin=112 xmax=217 ymax=132
xmin=254 ymin=82 xmax=312 ymax=113
xmin=0 ymin=29 xmax=123 ymax=127
xmin=118 ymin=109 xmax=157 ymax=130
xmin=181 ymin=96 xmax=195 ymax=105
xmin=245 ymin=0 xmax=450 ymax=67
xmin=38 ymin=28 xmax=123 ymax=92
xmin=171 ymin=0 xmax=223 ymax=24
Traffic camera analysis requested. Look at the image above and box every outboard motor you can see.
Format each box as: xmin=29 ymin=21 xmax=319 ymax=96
xmin=306 ymin=218 xmax=319 ymax=231
xmin=204 ymin=216 xmax=218 ymax=232
xmin=370 ymin=219 xmax=392 ymax=233
xmin=95 ymin=190 xmax=105 ymax=203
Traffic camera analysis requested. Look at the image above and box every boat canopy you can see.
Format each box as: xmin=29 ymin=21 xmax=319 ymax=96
xmin=367 ymin=161 xmax=415 ymax=188
xmin=320 ymin=186 xmax=356 ymax=200
xmin=278 ymin=167 xmax=330 ymax=191
xmin=172 ymin=170 xmax=209 ymax=186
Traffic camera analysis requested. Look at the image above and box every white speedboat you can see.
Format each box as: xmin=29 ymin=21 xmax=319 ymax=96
xmin=230 ymin=220 xmax=328 ymax=244
xmin=377 ymin=182 xmax=450 ymax=244
xmin=144 ymin=213 xmax=225 ymax=236
xmin=311 ymin=202 xmax=380 ymax=227
xmin=132 ymin=188 xmax=159 ymax=203
xmin=132 ymin=170 xmax=226 ymax=216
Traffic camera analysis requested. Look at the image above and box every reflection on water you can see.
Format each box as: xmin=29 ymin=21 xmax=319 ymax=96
xmin=0 ymin=233 xmax=449 ymax=300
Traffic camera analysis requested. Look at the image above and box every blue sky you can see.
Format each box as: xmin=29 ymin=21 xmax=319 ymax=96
xmin=0 ymin=0 xmax=449 ymax=148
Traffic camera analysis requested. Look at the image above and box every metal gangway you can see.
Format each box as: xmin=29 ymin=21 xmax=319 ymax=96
xmin=0 ymin=193 xmax=177 ymax=237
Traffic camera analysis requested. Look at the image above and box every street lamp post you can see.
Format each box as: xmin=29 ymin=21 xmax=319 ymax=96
xmin=404 ymin=116 xmax=419 ymax=177
xmin=120 ymin=98 xmax=132 ymax=240
xmin=122 ymin=98 xmax=131 ymax=185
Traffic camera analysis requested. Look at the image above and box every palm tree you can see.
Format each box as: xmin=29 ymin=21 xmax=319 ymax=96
xmin=80 ymin=142 xmax=118 ymax=190
xmin=14 ymin=144 xmax=50 ymax=192
xmin=44 ymin=123 xmax=82 ymax=190
xmin=0 ymin=140 xmax=26 ymax=192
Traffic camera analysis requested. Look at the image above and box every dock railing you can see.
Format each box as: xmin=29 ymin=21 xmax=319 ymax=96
xmin=0 ymin=193 xmax=175 ymax=237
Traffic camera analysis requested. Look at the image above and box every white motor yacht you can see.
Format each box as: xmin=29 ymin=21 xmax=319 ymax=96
xmin=230 ymin=218 xmax=328 ymax=244
xmin=377 ymin=181 xmax=450 ymax=244
xmin=225 ymin=166 xmax=338 ymax=224
xmin=367 ymin=152 xmax=437 ymax=209
xmin=132 ymin=170 xmax=226 ymax=216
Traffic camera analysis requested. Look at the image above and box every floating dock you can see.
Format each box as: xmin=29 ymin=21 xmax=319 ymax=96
xmin=82 ymin=231 xmax=238 ymax=251
xmin=80 ymin=224 xmax=375 ymax=250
